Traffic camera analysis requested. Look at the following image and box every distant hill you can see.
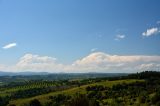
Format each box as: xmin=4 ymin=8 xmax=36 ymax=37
xmin=0 ymin=71 xmax=128 ymax=83
xmin=0 ymin=71 xmax=16 ymax=76
xmin=108 ymin=71 xmax=160 ymax=81
xmin=0 ymin=71 xmax=49 ymax=76
xmin=0 ymin=71 xmax=128 ymax=77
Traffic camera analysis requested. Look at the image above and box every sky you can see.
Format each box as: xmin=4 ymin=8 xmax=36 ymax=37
xmin=0 ymin=0 xmax=160 ymax=73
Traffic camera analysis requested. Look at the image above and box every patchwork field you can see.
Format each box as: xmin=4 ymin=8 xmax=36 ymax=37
xmin=0 ymin=71 xmax=160 ymax=106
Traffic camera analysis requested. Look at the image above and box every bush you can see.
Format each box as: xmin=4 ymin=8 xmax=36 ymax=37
xmin=0 ymin=96 xmax=9 ymax=106
xmin=29 ymin=99 xmax=41 ymax=106
xmin=67 ymin=94 xmax=89 ymax=106
xmin=139 ymin=96 xmax=146 ymax=103
xmin=152 ymin=92 xmax=160 ymax=104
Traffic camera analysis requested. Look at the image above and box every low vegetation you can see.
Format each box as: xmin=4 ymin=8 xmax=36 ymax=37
xmin=0 ymin=71 xmax=160 ymax=106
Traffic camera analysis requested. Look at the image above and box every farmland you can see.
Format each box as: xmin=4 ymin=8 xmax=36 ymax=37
xmin=0 ymin=71 xmax=160 ymax=106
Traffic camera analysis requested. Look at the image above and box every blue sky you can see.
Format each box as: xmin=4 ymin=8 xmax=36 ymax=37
xmin=0 ymin=0 xmax=160 ymax=73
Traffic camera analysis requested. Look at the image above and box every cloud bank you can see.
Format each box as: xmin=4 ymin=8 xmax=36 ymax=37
xmin=2 ymin=43 xmax=17 ymax=49
xmin=0 ymin=52 xmax=160 ymax=73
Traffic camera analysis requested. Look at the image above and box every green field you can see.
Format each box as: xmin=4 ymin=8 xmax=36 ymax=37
xmin=0 ymin=71 xmax=160 ymax=106
xmin=8 ymin=79 xmax=144 ymax=106
xmin=0 ymin=81 xmax=57 ymax=97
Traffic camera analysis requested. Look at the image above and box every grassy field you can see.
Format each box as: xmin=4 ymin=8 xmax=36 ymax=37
xmin=8 ymin=79 xmax=144 ymax=106
xmin=0 ymin=81 xmax=57 ymax=97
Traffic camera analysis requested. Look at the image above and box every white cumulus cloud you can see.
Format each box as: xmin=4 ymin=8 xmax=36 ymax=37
xmin=0 ymin=52 xmax=160 ymax=73
xmin=2 ymin=43 xmax=17 ymax=49
xmin=71 ymin=52 xmax=160 ymax=72
xmin=14 ymin=54 xmax=64 ymax=72
xmin=142 ymin=27 xmax=159 ymax=37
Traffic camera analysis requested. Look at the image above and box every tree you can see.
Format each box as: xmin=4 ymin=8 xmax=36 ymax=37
xmin=29 ymin=99 xmax=42 ymax=106
xmin=152 ymin=92 xmax=160 ymax=104
xmin=67 ymin=94 xmax=89 ymax=106
xmin=0 ymin=96 xmax=9 ymax=106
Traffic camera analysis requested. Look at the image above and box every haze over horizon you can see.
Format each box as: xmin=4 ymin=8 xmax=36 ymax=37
xmin=0 ymin=0 xmax=160 ymax=73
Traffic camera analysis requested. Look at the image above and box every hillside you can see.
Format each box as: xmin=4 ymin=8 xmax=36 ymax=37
xmin=0 ymin=71 xmax=160 ymax=106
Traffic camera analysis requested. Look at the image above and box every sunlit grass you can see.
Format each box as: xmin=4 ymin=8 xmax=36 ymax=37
xmin=9 ymin=79 xmax=144 ymax=106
